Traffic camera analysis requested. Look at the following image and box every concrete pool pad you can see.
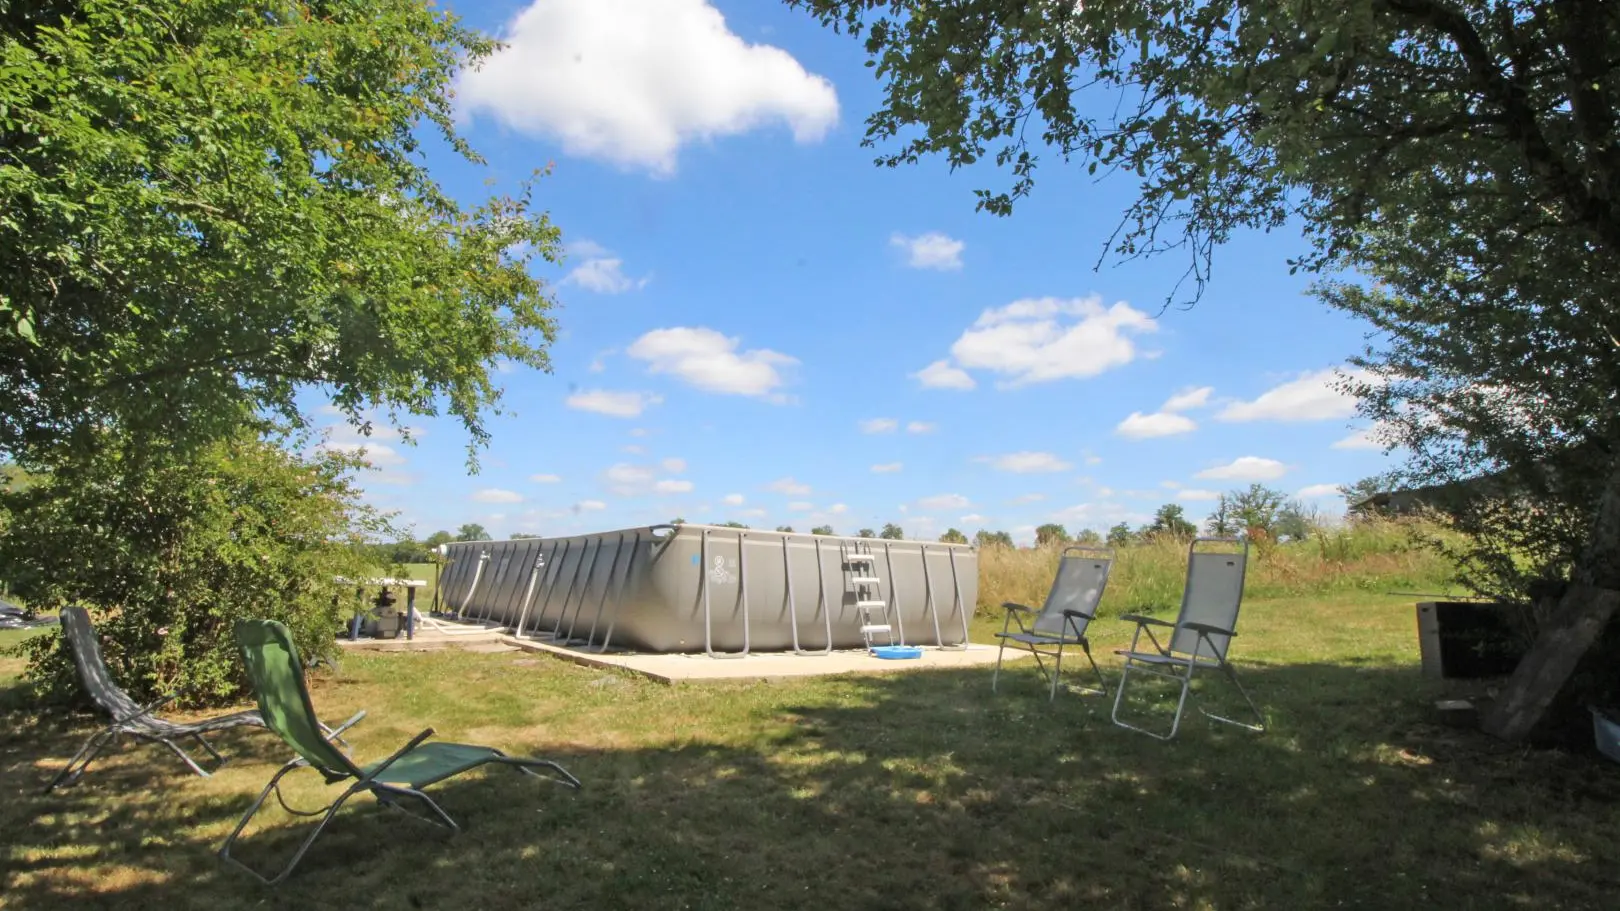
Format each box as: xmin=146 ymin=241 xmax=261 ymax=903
xmin=337 ymin=616 xmax=1032 ymax=685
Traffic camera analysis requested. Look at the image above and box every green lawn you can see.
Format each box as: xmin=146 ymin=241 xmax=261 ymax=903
xmin=3 ymin=595 xmax=1618 ymax=909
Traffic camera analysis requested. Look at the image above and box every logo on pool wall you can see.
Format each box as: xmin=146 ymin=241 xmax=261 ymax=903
xmin=709 ymin=556 xmax=736 ymax=585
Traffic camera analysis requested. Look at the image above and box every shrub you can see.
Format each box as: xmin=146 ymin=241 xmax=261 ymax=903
xmin=0 ymin=431 xmax=390 ymax=710
xmin=976 ymin=516 xmax=1458 ymax=617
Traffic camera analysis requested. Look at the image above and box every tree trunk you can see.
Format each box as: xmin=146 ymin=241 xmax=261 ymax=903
xmin=1482 ymin=451 xmax=1620 ymax=741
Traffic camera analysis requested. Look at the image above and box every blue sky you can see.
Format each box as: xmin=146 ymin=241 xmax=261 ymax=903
xmin=306 ymin=0 xmax=1394 ymax=545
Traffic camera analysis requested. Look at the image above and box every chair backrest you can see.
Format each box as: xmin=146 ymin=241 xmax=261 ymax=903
xmin=1032 ymin=546 xmax=1114 ymax=638
xmin=233 ymin=618 xmax=361 ymax=781
xmin=59 ymin=606 xmax=147 ymax=722
xmin=1167 ymin=537 xmax=1250 ymax=660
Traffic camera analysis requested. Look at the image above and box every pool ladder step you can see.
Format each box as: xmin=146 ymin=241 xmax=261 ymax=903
xmin=844 ymin=541 xmax=896 ymax=652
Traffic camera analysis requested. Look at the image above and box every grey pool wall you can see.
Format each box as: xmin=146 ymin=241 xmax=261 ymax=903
xmin=435 ymin=523 xmax=978 ymax=654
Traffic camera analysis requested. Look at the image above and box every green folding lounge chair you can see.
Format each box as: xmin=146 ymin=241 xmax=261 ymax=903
xmin=219 ymin=618 xmax=582 ymax=885
xmin=44 ymin=606 xmax=364 ymax=794
xmin=1110 ymin=536 xmax=1266 ymax=740
xmin=991 ymin=545 xmax=1114 ymax=701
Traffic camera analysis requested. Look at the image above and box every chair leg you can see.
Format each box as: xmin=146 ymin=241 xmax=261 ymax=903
xmin=1073 ymin=642 xmax=1109 ymax=699
xmin=502 ymin=756 xmax=584 ymax=790
xmin=1111 ymin=659 xmax=1195 ymax=741
xmin=155 ymin=735 xmax=213 ymax=778
xmin=43 ymin=728 xmax=119 ymax=794
xmin=991 ymin=639 xmax=1006 ymax=693
xmin=1049 ymin=643 xmax=1064 ymax=702
xmin=1199 ymin=659 xmax=1266 ymax=733
xmin=374 ymin=784 xmax=462 ymax=831
xmin=219 ymin=761 xmax=361 ymax=887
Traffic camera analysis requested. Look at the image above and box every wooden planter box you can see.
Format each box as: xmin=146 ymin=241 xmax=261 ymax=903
xmin=1416 ymin=601 xmax=1531 ymax=679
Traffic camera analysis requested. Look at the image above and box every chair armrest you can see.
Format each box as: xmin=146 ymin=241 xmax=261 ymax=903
xmin=1181 ymin=621 xmax=1236 ymax=637
xmin=1061 ymin=609 xmax=1095 ymax=621
xmin=1118 ymin=613 xmax=1174 ymax=629
xmin=1001 ymin=602 xmax=1036 ymax=615
xmin=321 ymin=709 xmax=368 ymax=746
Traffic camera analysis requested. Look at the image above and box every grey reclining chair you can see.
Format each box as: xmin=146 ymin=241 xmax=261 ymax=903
xmin=1110 ymin=537 xmax=1266 ymax=740
xmin=992 ymin=545 xmax=1114 ymax=701
xmin=44 ymin=606 xmax=364 ymax=793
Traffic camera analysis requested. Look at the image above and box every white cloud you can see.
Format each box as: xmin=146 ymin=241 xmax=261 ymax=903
xmin=1050 ymin=501 xmax=1146 ymax=528
xmin=918 ymin=493 xmax=970 ymax=510
xmin=976 ymin=451 xmax=1073 ymax=473
xmin=960 ymin=513 xmax=986 ymax=524
xmin=859 ymin=418 xmax=898 ymax=434
xmin=1297 ymin=483 xmax=1343 ymax=499
xmin=530 ymin=474 xmax=562 ymax=483
xmin=319 ymin=441 xmax=406 ymax=467
xmin=912 ymin=359 xmax=977 ymax=391
xmin=575 ymin=500 xmax=607 ymax=512
xmin=1194 ymin=456 xmax=1290 ymax=482
xmin=1175 ymin=488 xmax=1222 ymax=502
xmin=826 ymin=503 xmax=849 ymax=515
xmin=1162 ymin=386 xmax=1214 ymax=412
xmin=787 ymin=501 xmax=815 ymax=512
xmin=1008 ymin=493 xmax=1046 ymax=504
xmin=603 ymin=462 xmax=690 ymax=496
xmin=565 ymin=256 xmax=649 ymax=294
xmin=1083 ymin=452 xmax=1103 ymax=465
xmin=890 ymin=231 xmax=965 ymax=270
xmin=456 ymin=0 xmax=839 ymax=176
xmin=661 ymin=457 xmax=687 ymax=473
xmin=623 ymin=444 xmax=647 ymax=455
xmin=471 ymin=488 xmax=525 ymax=504
xmin=871 ymin=462 xmax=904 ymax=474
xmin=1332 ymin=428 xmax=1385 ymax=450
xmin=738 ymin=508 xmax=768 ymax=518
xmin=629 ymin=427 xmax=649 ymax=438
xmin=722 ymin=493 xmax=746 ymax=506
xmin=1160 ymin=480 xmax=1182 ymax=489
xmin=371 ymin=471 xmax=419 ymax=486
xmin=626 ymin=327 xmax=796 ymax=398
xmin=923 ymin=295 xmax=1158 ymax=390
xmin=1115 ymin=411 xmax=1198 ymax=439
xmin=1216 ymin=368 xmax=1361 ymax=422
xmin=768 ymin=477 xmax=811 ymax=495
xmin=905 ymin=421 xmax=937 ymax=434
xmin=566 ymin=389 xmax=663 ymax=417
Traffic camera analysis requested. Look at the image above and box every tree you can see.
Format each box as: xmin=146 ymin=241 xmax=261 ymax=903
xmin=1275 ymin=501 xmax=1319 ymax=542
xmin=811 ymin=525 xmax=835 ymax=536
xmin=1072 ymin=528 xmax=1103 ymax=546
xmin=775 ymin=526 xmax=795 ymax=533
xmin=1146 ymin=504 xmax=1196 ymax=539
xmin=857 ymin=528 xmax=876 ymax=538
xmin=720 ymin=521 xmax=749 ymax=529
xmin=1106 ymin=522 xmax=1135 ymax=548
xmin=789 ymin=0 xmax=1620 ymax=741
xmin=879 ymin=523 xmax=904 ymax=540
xmin=1 ymin=0 xmax=563 ymax=468
xmin=670 ymin=517 xmax=686 ymax=525
xmin=1341 ymin=476 xmax=1391 ymax=514
xmin=510 ymin=533 xmax=541 ymax=540
xmin=1034 ymin=523 xmax=1069 ymax=547
xmin=455 ymin=523 xmax=489 ymax=543
xmin=422 ymin=530 xmax=454 ymax=558
xmin=1228 ymin=485 xmax=1288 ymax=540
xmin=1 ymin=430 xmax=385 ymax=707
xmin=974 ymin=529 xmax=1013 ymax=549
xmin=939 ymin=528 xmax=968 ymax=544
xmin=1206 ymin=496 xmax=1237 ymax=537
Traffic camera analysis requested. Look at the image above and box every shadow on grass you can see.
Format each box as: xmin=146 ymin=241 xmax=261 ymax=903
xmin=3 ymin=659 xmax=1619 ymax=910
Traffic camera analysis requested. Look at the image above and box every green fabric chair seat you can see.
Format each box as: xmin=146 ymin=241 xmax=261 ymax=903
xmin=361 ymin=742 xmax=511 ymax=789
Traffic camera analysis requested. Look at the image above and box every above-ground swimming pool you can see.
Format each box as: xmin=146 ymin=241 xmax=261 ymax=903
xmin=434 ymin=524 xmax=978 ymax=655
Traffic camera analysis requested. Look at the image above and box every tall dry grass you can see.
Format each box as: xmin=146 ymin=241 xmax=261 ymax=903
xmin=976 ymin=517 xmax=1461 ymax=617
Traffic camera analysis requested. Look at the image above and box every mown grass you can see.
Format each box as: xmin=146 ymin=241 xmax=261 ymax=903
xmin=980 ymin=518 xmax=1462 ymax=619
xmin=3 ymin=592 xmax=1619 ymax=910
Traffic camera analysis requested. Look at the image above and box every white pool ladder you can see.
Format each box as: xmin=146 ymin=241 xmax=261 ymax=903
xmin=844 ymin=541 xmax=894 ymax=651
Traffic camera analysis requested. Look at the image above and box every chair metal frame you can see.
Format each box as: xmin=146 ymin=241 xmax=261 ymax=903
xmin=991 ymin=545 xmax=1114 ymax=701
